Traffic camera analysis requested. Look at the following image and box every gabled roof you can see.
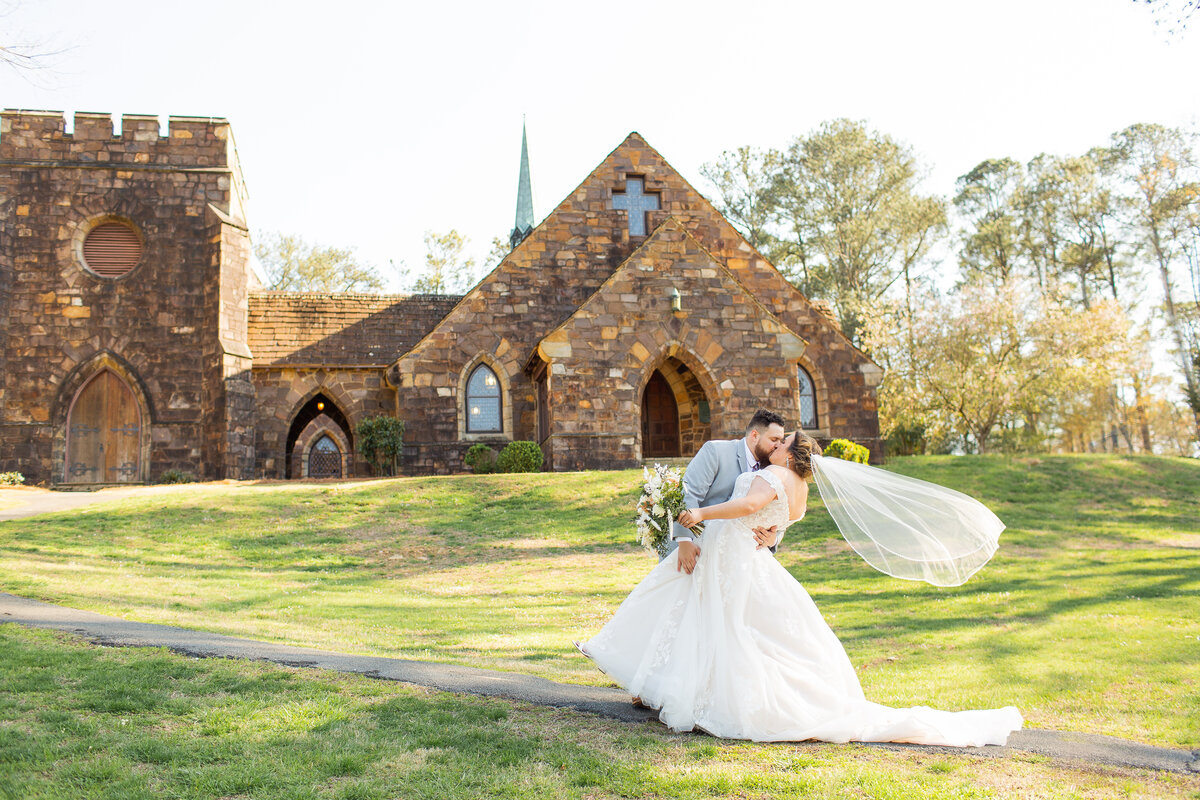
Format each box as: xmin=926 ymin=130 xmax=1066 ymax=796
xmin=392 ymin=131 xmax=877 ymax=372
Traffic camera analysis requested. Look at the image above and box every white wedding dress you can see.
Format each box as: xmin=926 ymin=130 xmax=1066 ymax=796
xmin=581 ymin=469 xmax=1023 ymax=746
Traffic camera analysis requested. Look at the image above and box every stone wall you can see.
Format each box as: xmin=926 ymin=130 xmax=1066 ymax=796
xmin=211 ymin=208 xmax=256 ymax=480
xmin=250 ymin=366 xmax=394 ymax=479
xmin=247 ymin=292 xmax=458 ymax=477
xmin=0 ymin=110 xmax=252 ymax=483
xmin=290 ymin=413 xmax=352 ymax=479
xmin=535 ymin=221 xmax=806 ymax=470
xmin=0 ymin=162 xmax=13 ymax=438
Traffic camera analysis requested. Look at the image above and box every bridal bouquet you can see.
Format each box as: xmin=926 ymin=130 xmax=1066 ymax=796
xmin=636 ymin=463 xmax=703 ymax=557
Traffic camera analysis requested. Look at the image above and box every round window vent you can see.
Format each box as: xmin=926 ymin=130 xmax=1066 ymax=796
xmin=82 ymin=222 xmax=143 ymax=278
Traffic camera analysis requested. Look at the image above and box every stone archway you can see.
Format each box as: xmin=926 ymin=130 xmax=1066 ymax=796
xmin=637 ymin=349 xmax=715 ymax=461
xmin=641 ymin=370 xmax=680 ymax=457
xmin=65 ymin=369 xmax=142 ymax=484
xmin=286 ymin=393 xmax=354 ymax=479
xmin=657 ymin=356 xmax=712 ymax=456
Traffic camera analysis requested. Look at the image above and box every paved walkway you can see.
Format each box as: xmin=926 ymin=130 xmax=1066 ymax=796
xmin=0 ymin=486 xmax=159 ymax=521
xmin=0 ymin=480 xmax=381 ymax=522
xmin=1 ymin=593 xmax=1195 ymax=775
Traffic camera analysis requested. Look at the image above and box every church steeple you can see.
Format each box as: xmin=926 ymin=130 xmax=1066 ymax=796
xmin=509 ymin=120 xmax=535 ymax=249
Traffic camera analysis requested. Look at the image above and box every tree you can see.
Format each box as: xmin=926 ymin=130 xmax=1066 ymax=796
xmin=866 ymin=279 xmax=1130 ymax=454
xmin=1110 ymin=123 xmax=1200 ymax=440
xmin=254 ymin=232 xmax=384 ymax=293
xmin=1 ymin=2 xmax=64 ymax=76
xmin=1 ymin=42 xmax=41 ymax=72
xmin=485 ymin=236 xmax=510 ymax=271
xmin=1021 ymin=154 xmax=1071 ymax=294
xmin=410 ymin=229 xmax=477 ymax=294
xmin=953 ymin=158 xmax=1027 ymax=289
xmin=355 ymin=416 xmax=405 ymax=476
xmin=701 ymin=120 xmax=945 ymax=345
xmin=772 ymin=120 xmax=947 ymax=344
xmin=698 ymin=146 xmax=780 ymax=257
xmin=1135 ymin=0 xmax=1199 ymax=35
xmin=1145 ymin=381 xmax=1200 ymax=455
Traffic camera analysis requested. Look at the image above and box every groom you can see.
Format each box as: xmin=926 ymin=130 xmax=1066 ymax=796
xmin=669 ymin=409 xmax=787 ymax=574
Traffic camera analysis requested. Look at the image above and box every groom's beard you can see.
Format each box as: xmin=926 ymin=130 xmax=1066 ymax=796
xmin=752 ymin=446 xmax=774 ymax=469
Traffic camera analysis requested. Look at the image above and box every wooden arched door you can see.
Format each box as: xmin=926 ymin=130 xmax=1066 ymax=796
xmin=66 ymin=371 xmax=141 ymax=484
xmin=641 ymin=370 xmax=680 ymax=458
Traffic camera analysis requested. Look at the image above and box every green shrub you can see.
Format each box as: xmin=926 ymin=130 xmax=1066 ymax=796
xmin=0 ymin=472 xmax=26 ymax=486
xmin=356 ymin=416 xmax=405 ymax=476
xmin=885 ymin=424 xmax=926 ymax=457
xmin=157 ymin=469 xmax=195 ymax=484
xmin=496 ymin=441 xmax=543 ymax=473
xmin=823 ymin=438 xmax=869 ymax=464
xmin=464 ymin=443 xmax=498 ymax=474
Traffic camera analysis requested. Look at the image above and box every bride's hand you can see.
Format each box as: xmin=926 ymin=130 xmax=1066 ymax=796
xmin=678 ymin=508 xmax=702 ymax=528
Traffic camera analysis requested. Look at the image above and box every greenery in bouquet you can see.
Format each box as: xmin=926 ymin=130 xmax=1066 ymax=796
xmin=635 ymin=463 xmax=703 ymax=557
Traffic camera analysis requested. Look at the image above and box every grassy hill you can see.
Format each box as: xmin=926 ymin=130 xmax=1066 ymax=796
xmin=1 ymin=454 xmax=1197 ymax=748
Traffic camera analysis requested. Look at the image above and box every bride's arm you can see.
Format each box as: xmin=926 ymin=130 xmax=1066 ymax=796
xmin=679 ymin=477 xmax=777 ymax=526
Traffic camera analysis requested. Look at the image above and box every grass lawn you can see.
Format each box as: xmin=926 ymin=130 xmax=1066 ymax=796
xmin=2 ymin=625 xmax=1197 ymax=800
xmin=0 ymin=455 xmax=1197 ymax=751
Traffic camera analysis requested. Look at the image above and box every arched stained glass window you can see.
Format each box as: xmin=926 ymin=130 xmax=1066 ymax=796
xmin=309 ymin=434 xmax=342 ymax=478
xmin=466 ymin=364 xmax=502 ymax=433
xmin=798 ymin=366 xmax=818 ymax=428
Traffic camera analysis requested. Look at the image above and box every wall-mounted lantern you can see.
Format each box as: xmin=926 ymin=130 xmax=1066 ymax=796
xmin=670 ymin=287 xmax=682 ymax=312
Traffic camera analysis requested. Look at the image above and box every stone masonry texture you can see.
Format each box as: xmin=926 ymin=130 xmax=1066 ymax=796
xmin=1 ymin=115 xmax=880 ymax=484
xmin=0 ymin=111 xmax=254 ymax=484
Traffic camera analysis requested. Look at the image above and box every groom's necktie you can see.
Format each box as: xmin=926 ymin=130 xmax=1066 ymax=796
xmin=751 ymin=463 xmax=761 ymax=471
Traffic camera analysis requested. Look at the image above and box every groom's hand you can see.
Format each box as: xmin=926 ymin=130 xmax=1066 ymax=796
xmin=753 ymin=526 xmax=779 ymax=550
xmin=677 ymin=540 xmax=700 ymax=574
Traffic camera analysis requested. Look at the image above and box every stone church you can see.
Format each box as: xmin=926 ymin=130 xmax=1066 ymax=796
xmin=0 ymin=110 xmax=882 ymax=485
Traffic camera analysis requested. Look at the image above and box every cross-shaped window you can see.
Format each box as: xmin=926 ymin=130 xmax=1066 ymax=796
xmin=611 ymin=177 xmax=660 ymax=236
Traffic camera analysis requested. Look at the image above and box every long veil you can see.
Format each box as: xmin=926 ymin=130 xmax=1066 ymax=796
xmin=809 ymin=454 xmax=1004 ymax=587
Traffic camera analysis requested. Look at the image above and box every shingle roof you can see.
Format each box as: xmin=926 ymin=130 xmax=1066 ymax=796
xmin=248 ymin=292 xmax=460 ymax=366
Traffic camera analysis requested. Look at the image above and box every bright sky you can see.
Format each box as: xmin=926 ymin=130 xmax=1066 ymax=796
xmin=3 ymin=0 xmax=1197 ymax=290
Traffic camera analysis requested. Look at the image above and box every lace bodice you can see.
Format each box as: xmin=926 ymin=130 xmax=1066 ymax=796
xmin=730 ymin=469 xmax=795 ymax=533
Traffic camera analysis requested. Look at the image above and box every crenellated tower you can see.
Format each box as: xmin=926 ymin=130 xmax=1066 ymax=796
xmin=0 ymin=110 xmax=258 ymax=484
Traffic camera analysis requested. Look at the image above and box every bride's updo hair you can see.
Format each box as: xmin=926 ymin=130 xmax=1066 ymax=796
xmin=786 ymin=432 xmax=819 ymax=480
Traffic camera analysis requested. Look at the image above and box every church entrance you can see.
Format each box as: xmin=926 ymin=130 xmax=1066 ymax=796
xmin=641 ymin=370 xmax=680 ymax=458
xmin=286 ymin=393 xmax=353 ymax=479
xmin=640 ymin=356 xmax=712 ymax=461
xmin=65 ymin=370 xmax=141 ymax=484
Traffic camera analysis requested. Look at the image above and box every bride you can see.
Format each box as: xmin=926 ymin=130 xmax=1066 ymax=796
xmin=578 ymin=432 xmax=1023 ymax=746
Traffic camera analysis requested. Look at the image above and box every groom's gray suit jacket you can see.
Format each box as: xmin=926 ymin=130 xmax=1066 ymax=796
xmin=664 ymin=438 xmax=753 ymax=558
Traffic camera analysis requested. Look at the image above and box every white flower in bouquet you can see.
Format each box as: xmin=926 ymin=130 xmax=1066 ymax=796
xmin=634 ymin=463 xmax=703 ymax=557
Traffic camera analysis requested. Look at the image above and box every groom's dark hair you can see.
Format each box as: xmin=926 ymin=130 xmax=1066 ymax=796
xmin=746 ymin=409 xmax=785 ymax=434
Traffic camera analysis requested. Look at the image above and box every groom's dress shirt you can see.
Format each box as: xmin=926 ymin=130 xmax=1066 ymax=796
xmin=744 ymin=441 xmax=760 ymax=472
